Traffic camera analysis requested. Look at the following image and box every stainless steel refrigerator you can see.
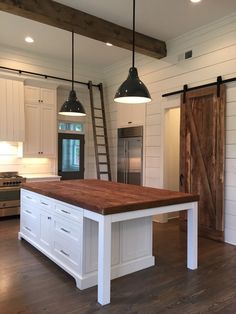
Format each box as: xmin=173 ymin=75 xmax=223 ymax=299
xmin=117 ymin=126 xmax=143 ymax=185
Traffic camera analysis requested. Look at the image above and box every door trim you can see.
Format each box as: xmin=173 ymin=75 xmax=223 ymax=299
xmin=58 ymin=133 xmax=85 ymax=180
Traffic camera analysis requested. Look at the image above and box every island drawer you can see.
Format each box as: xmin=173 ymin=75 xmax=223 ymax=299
xmin=21 ymin=213 xmax=39 ymax=241
xmin=53 ymin=216 xmax=82 ymax=244
xmin=53 ymin=236 xmax=81 ymax=273
xmin=21 ymin=190 xmax=38 ymax=206
xmin=55 ymin=202 xmax=83 ymax=223
xmin=21 ymin=203 xmax=39 ymax=218
xmin=38 ymin=196 xmax=54 ymax=211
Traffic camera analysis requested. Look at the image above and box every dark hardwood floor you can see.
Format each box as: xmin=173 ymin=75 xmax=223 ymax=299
xmin=0 ymin=218 xmax=236 ymax=314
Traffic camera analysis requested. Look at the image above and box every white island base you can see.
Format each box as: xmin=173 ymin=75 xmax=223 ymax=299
xmin=19 ymin=189 xmax=155 ymax=290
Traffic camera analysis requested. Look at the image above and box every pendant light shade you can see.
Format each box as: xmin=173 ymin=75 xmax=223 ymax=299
xmin=59 ymin=32 xmax=86 ymax=116
xmin=114 ymin=67 xmax=151 ymax=103
xmin=59 ymin=90 xmax=86 ymax=116
xmin=114 ymin=0 xmax=151 ymax=104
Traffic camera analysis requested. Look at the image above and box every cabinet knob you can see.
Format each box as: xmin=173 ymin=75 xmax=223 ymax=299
xmin=48 ymin=217 xmax=51 ymax=220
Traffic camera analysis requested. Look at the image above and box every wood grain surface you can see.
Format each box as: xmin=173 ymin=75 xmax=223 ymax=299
xmin=1 ymin=218 xmax=236 ymax=314
xmin=179 ymin=86 xmax=225 ymax=241
xmin=0 ymin=0 xmax=167 ymax=59
xmin=22 ymin=179 xmax=199 ymax=215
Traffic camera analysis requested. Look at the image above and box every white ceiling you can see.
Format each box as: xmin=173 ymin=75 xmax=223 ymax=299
xmin=0 ymin=0 xmax=236 ymax=68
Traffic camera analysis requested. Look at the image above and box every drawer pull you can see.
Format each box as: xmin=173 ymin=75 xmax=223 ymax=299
xmin=60 ymin=249 xmax=70 ymax=257
xmin=41 ymin=201 xmax=48 ymax=206
xmin=61 ymin=209 xmax=70 ymax=215
xmin=25 ymin=226 xmax=31 ymax=232
xmin=25 ymin=210 xmax=32 ymax=214
xmin=60 ymin=227 xmax=70 ymax=234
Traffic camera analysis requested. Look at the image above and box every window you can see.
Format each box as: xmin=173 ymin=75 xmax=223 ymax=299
xmin=58 ymin=122 xmax=83 ymax=133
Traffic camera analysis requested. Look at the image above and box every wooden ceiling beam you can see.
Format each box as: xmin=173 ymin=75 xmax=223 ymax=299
xmin=0 ymin=0 xmax=167 ymax=59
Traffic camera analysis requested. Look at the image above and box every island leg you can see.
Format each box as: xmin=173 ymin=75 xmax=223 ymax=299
xmin=187 ymin=202 xmax=198 ymax=270
xmin=97 ymin=215 xmax=112 ymax=306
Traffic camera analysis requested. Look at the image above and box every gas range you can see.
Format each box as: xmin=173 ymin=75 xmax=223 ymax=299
xmin=0 ymin=172 xmax=26 ymax=187
xmin=0 ymin=172 xmax=26 ymax=217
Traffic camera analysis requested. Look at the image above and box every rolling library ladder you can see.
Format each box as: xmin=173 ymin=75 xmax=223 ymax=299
xmin=88 ymin=81 xmax=112 ymax=181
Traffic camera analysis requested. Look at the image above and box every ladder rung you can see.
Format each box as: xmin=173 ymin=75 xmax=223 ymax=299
xmin=96 ymin=135 xmax=104 ymax=137
xmin=100 ymin=172 xmax=109 ymax=174
xmin=99 ymin=162 xmax=108 ymax=165
xmin=97 ymin=144 xmax=106 ymax=146
xmin=94 ymin=116 xmax=103 ymax=119
xmin=96 ymin=126 xmax=104 ymax=128
xmin=94 ymin=107 xmax=103 ymax=110
xmin=98 ymin=153 xmax=107 ymax=156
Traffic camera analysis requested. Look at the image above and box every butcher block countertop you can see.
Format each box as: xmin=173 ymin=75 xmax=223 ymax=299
xmin=21 ymin=179 xmax=199 ymax=215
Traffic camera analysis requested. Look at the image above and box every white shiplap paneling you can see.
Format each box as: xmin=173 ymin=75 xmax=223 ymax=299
xmin=104 ymin=14 xmax=236 ymax=245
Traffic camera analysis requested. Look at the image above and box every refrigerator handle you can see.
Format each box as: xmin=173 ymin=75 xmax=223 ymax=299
xmin=125 ymin=140 xmax=128 ymax=184
xmin=124 ymin=139 xmax=127 ymax=184
xmin=127 ymin=140 xmax=130 ymax=184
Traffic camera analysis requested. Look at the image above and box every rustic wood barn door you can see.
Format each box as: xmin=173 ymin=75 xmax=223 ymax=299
xmin=179 ymin=86 xmax=226 ymax=241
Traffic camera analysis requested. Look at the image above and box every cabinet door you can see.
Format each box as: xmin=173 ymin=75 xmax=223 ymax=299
xmin=20 ymin=202 xmax=39 ymax=242
xmin=0 ymin=79 xmax=24 ymax=141
xmin=25 ymin=86 xmax=41 ymax=104
xmin=39 ymin=209 xmax=53 ymax=253
xmin=41 ymin=88 xmax=55 ymax=105
xmin=41 ymin=103 xmax=56 ymax=157
xmin=12 ymin=80 xmax=25 ymax=141
xmin=24 ymin=104 xmax=41 ymax=156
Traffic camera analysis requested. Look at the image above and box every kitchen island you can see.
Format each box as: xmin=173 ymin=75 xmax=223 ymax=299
xmin=19 ymin=179 xmax=199 ymax=306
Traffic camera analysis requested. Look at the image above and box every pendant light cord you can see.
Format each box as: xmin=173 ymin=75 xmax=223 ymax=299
xmin=72 ymin=31 xmax=74 ymax=91
xmin=132 ymin=0 xmax=135 ymax=68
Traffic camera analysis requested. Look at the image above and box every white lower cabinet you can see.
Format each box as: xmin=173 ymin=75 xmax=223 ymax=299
xmin=53 ymin=216 xmax=82 ymax=273
xmin=20 ymin=204 xmax=39 ymax=241
xmin=39 ymin=209 xmax=53 ymax=253
xmin=19 ymin=189 xmax=154 ymax=290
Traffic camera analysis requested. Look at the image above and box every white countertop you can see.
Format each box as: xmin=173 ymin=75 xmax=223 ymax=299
xmin=20 ymin=173 xmax=61 ymax=181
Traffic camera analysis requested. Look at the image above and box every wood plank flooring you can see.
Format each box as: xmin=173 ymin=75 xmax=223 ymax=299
xmin=0 ymin=217 xmax=236 ymax=314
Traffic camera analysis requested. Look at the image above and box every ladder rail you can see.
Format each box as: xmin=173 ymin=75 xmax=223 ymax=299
xmin=88 ymin=81 xmax=100 ymax=179
xmin=88 ymin=81 xmax=112 ymax=181
xmin=99 ymin=83 xmax=112 ymax=181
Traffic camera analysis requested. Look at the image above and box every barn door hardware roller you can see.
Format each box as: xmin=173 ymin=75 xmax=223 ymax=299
xmin=217 ymin=76 xmax=222 ymax=98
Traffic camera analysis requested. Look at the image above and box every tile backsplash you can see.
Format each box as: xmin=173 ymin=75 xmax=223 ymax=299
xmin=0 ymin=156 xmax=56 ymax=174
xmin=0 ymin=142 xmax=56 ymax=175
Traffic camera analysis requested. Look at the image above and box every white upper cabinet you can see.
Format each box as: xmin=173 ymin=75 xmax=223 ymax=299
xmin=24 ymin=86 xmax=57 ymax=158
xmin=0 ymin=78 xmax=24 ymax=141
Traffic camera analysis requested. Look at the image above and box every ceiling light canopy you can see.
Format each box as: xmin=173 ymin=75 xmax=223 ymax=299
xmin=59 ymin=32 xmax=86 ymax=117
xmin=190 ymin=0 xmax=202 ymax=3
xmin=25 ymin=36 xmax=34 ymax=43
xmin=114 ymin=0 xmax=151 ymax=104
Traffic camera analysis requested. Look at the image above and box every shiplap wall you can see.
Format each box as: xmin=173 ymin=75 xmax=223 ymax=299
xmin=103 ymin=14 xmax=236 ymax=245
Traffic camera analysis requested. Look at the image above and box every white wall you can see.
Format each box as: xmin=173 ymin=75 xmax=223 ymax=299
xmin=103 ymin=13 xmax=236 ymax=245
xmin=164 ymin=107 xmax=180 ymax=191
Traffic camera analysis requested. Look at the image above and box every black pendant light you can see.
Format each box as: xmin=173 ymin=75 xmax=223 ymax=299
xmin=114 ymin=0 xmax=151 ymax=104
xmin=59 ymin=32 xmax=86 ymax=116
